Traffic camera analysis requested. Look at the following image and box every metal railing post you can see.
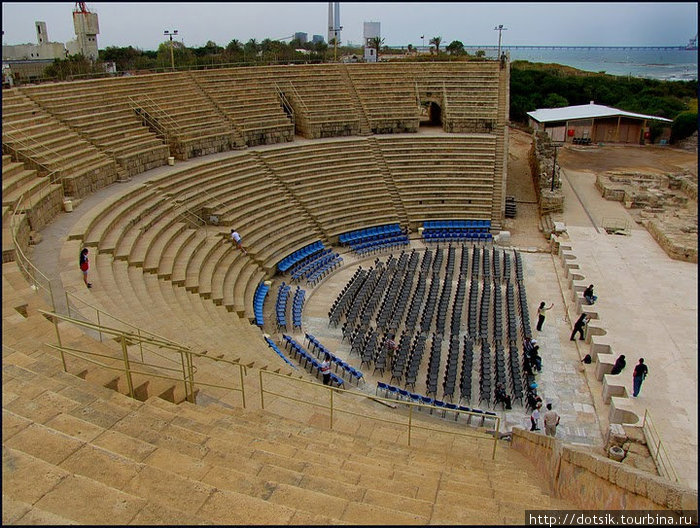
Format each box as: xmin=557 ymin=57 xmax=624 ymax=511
xmin=188 ymin=352 xmax=196 ymax=403
xmin=137 ymin=328 xmax=144 ymax=362
xmin=51 ymin=312 xmax=68 ymax=372
xmin=120 ymin=334 xmax=135 ymax=399
xmin=96 ymin=309 xmax=103 ymax=342
xmin=492 ymin=417 xmax=499 ymax=460
xmin=179 ymin=349 xmax=190 ymax=402
xmin=329 ymin=387 xmax=334 ymax=430
xmin=239 ymin=364 xmax=246 ymax=409
xmin=407 ymin=404 xmax=413 ymax=446
xmin=259 ymin=370 xmax=265 ymax=409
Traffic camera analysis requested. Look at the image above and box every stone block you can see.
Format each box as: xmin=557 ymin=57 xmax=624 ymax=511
xmin=605 ymin=423 xmax=627 ymax=449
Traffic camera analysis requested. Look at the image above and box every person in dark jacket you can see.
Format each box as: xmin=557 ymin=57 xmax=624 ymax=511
xmin=610 ymin=355 xmax=626 ymax=375
xmin=79 ymin=248 xmax=92 ymax=288
xmin=570 ymin=313 xmax=589 ymax=341
xmin=632 ymin=358 xmax=648 ymax=397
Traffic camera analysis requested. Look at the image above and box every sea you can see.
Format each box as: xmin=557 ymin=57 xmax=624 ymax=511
xmin=466 ymin=46 xmax=698 ymax=81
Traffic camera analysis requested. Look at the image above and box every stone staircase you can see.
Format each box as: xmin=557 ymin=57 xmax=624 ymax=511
xmin=3 ymin=339 xmax=575 ymax=525
xmin=366 ymin=137 xmax=411 ymax=229
xmin=340 ymin=64 xmax=372 ymax=136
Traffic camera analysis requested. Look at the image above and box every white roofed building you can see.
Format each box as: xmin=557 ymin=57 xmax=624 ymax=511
xmin=527 ymin=102 xmax=672 ymax=145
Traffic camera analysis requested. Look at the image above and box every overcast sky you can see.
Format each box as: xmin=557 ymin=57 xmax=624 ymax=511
xmin=2 ymin=2 xmax=698 ymax=50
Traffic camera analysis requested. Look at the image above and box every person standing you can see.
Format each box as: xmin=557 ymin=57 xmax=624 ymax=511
xmin=632 ymin=358 xmax=648 ymax=397
xmin=570 ymin=313 xmax=589 ymax=341
xmin=536 ymin=301 xmax=554 ymax=331
xmin=543 ymin=403 xmax=560 ymax=437
xmin=230 ymin=229 xmax=247 ymax=255
xmin=321 ymin=353 xmax=332 ymax=385
xmin=79 ymin=248 xmax=92 ymax=288
xmin=530 ymin=401 xmax=542 ymax=431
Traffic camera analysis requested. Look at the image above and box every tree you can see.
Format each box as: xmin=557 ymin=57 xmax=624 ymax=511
xmin=475 ymin=49 xmax=486 ymax=58
xmin=407 ymin=43 xmax=414 ymax=55
xmin=368 ymin=36 xmax=385 ymax=61
xmin=446 ymin=40 xmax=465 ymax=55
xmin=543 ymin=93 xmax=569 ymax=108
xmin=671 ymin=111 xmax=698 ymax=143
xmin=429 ymin=36 xmax=442 ymax=54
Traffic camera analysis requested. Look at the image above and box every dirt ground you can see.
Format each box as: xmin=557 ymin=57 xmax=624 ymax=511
xmin=502 ymin=127 xmax=698 ymax=252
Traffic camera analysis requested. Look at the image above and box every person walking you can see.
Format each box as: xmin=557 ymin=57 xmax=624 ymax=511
xmin=230 ymin=229 xmax=247 ymax=255
xmin=570 ymin=313 xmax=589 ymax=341
xmin=632 ymin=358 xmax=648 ymax=397
xmin=610 ymin=354 xmax=626 ymax=375
xmin=543 ymin=403 xmax=560 ymax=437
xmin=321 ymin=353 xmax=332 ymax=385
xmin=536 ymin=301 xmax=554 ymax=331
xmin=79 ymin=248 xmax=92 ymax=288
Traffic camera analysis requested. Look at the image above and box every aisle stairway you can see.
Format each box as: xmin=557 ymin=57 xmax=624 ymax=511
xmin=3 ymin=341 xmax=574 ymax=525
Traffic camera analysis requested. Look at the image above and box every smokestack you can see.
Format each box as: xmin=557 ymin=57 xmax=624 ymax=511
xmin=328 ymin=2 xmax=334 ymax=42
xmin=334 ymin=1 xmax=341 ymax=43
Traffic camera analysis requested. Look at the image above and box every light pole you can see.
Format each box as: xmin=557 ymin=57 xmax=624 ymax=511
xmin=421 ymin=35 xmax=425 ymax=53
xmin=332 ymin=25 xmax=343 ymax=61
xmin=164 ymin=29 xmax=178 ymax=71
xmin=494 ymin=24 xmax=507 ymax=58
xmin=551 ymin=143 xmax=561 ymax=192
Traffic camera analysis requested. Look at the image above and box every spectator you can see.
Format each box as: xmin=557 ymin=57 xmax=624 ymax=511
xmin=570 ymin=313 xmax=589 ymax=341
xmin=321 ymin=353 xmax=332 ymax=385
xmin=79 ymin=248 xmax=92 ymax=288
xmin=384 ymin=334 xmax=398 ymax=366
xmin=495 ymin=382 xmax=512 ymax=410
xmin=632 ymin=358 xmax=648 ymax=397
xmin=610 ymin=355 xmax=626 ymax=375
xmin=543 ymin=403 xmax=560 ymax=437
xmin=530 ymin=345 xmax=542 ymax=372
xmin=536 ymin=302 xmax=554 ymax=331
xmin=583 ymin=284 xmax=597 ymax=305
xmin=230 ymin=229 xmax=247 ymax=255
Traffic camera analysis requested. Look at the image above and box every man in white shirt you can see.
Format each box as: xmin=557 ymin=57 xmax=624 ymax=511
xmin=230 ymin=229 xmax=247 ymax=255
xmin=321 ymin=353 xmax=332 ymax=385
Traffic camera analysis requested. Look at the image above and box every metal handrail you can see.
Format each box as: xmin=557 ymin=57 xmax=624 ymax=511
xmin=641 ymin=409 xmax=679 ymax=482
xmin=40 ymin=309 xmax=247 ymax=408
xmin=2 ymin=123 xmax=64 ymax=179
xmin=259 ymin=369 xmax=500 ymax=459
xmin=273 ymin=83 xmax=295 ymax=123
xmin=285 ymin=81 xmax=310 ymax=115
xmin=127 ymin=94 xmax=187 ymax=141
xmin=9 ymin=197 xmax=56 ymax=310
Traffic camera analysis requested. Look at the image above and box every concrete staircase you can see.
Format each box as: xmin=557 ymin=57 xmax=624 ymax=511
xmin=3 ymin=339 xmax=574 ymax=525
xmin=340 ymin=64 xmax=373 ymax=136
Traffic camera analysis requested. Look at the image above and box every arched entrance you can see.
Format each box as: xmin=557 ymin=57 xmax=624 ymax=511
xmin=420 ymin=100 xmax=443 ymax=128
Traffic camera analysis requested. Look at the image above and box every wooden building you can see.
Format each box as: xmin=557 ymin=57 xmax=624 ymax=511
xmin=527 ymin=102 xmax=672 ymax=144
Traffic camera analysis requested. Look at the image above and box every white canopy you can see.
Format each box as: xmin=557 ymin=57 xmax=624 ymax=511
xmin=527 ymin=102 xmax=672 ymax=123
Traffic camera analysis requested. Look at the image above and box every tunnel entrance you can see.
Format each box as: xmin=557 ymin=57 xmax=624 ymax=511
xmin=420 ymin=100 xmax=443 ymax=128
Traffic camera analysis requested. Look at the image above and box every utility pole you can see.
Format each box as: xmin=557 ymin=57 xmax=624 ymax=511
xmin=421 ymin=35 xmax=425 ymax=53
xmin=164 ymin=29 xmax=178 ymax=71
xmin=494 ymin=24 xmax=507 ymax=58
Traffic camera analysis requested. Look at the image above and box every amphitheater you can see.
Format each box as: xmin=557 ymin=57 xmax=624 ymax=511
xmin=2 ymin=61 xmax=697 ymax=524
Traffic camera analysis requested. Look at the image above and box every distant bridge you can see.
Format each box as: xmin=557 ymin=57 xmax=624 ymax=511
xmin=392 ymin=45 xmax=693 ymax=51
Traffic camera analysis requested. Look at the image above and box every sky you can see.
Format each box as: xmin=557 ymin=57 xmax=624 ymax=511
xmin=2 ymin=2 xmax=698 ymax=50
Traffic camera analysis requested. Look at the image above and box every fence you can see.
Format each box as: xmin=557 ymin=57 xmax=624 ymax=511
xmin=641 ymin=409 xmax=679 ymax=482
xmin=259 ymin=368 xmax=500 ymax=459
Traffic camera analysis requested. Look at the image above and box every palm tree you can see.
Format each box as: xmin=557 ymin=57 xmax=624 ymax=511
xmin=407 ymin=43 xmax=414 ymax=55
xmin=368 ymin=36 xmax=385 ymax=61
xmin=429 ymin=36 xmax=442 ymax=54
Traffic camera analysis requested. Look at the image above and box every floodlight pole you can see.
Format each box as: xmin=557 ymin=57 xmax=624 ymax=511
xmin=164 ymin=29 xmax=178 ymax=71
xmin=494 ymin=24 xmax=507 ymax=58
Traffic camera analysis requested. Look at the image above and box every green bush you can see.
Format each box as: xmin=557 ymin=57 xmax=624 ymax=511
xmin=671 ymin=112 xmax=698 ymax=143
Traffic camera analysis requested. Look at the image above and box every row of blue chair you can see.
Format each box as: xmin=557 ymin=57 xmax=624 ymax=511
xmin=339 ymin=223 xmax=402 ymax=245
xmin=264 ymin=336 xmax=297 ymax=370
xmin=423 ymin=220 xmax=491 ymax=230
xmin=306 ymin=255 xmax=343 ymax=286
xmin=292 ymin=287 xmax=305 ymax=330
xmin=290 ymin=248 xmax=333 ymax=280
xmin=423 ymin=231 xmax=493 ymax=242
xmin=253 ymin=282 xmax=269 ymax=326
xmin=375 ymin=382 xmax=498 ymax=426
xmin=275 ymin=282 xmax=291 ymax=331
xmin=281 ymin=335 xmax=345 ymax=388
xmin=350 ymin=233 xmax=409 ymax=255
xmin=304 ymin=333 xmax=365 ymax=385
xmin=277 ymin=241 xmax=324 ymax=272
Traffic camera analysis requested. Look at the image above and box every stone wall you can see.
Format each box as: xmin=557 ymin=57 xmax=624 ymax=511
xmin=529 ymin=131 xmax=564 ymax=214
xmin=511 ymin=428 xmax=698 ymax=514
